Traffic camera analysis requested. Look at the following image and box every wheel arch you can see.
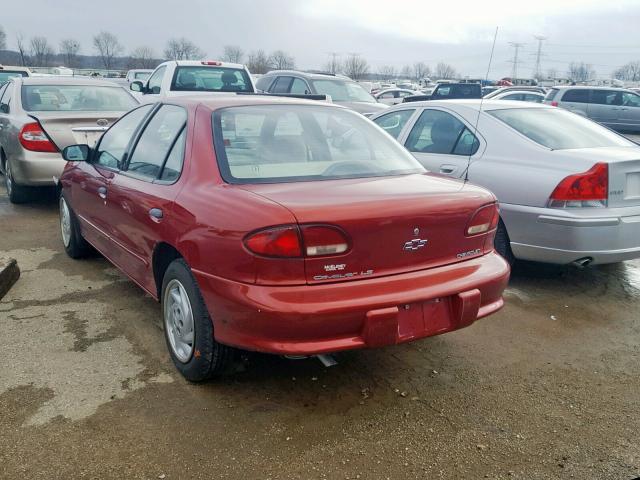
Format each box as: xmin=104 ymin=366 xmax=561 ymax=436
xmin=152 ymin=242 xmax=185 ymax=299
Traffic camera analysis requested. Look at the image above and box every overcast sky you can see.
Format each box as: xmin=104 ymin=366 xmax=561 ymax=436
xmin=2 ymin=0 xmax=640 ymax=78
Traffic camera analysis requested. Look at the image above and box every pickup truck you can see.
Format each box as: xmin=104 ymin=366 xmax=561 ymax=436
xmin=403 ymin=83 xmax=482 ymax=103
xmin=130 ymin=60 xmax=256 ymax=103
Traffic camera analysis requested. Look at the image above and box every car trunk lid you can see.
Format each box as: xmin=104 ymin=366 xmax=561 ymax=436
xmin=29 ymin=112 xmax=124 ymax=149
xmin=241 ymin=173 xmax=496 ymax=284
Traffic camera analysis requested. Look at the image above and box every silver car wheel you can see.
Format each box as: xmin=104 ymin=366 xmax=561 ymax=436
xmin=59 ymin=197 xmax=72 ymax=248
xmin=164 ymin=279 xmax=195 ymax=363
xmin=5 ymin=160 xmax=12 ymax=196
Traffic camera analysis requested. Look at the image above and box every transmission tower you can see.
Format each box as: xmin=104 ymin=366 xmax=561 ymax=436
xmin=532 ymin=35 xmax=547 ymax=79
xmin=507 ymin=42 xmax=526 ymax=80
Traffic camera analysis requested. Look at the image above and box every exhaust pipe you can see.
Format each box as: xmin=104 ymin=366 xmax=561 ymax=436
xmin=572 ymin=257 xmax=593 ymax=268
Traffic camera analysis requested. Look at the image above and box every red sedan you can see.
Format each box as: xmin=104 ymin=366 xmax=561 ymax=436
xmin=58 ymin=97 xmax=510 ymax=381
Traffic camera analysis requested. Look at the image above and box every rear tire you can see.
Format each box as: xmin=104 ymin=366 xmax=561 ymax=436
xmin=494 ymin=219 xmax=515 ymax=265
xmin=161 ymin=258 xmax=233 ymax=382
xmin=59 ymin=195 xmax=91 ymax=258
xmin=5 ymin=159 xmax=32 ymax=204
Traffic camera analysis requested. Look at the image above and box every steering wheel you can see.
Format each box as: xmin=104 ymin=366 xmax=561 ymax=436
xmin=322 ymin=161 xmax=379 ymax=176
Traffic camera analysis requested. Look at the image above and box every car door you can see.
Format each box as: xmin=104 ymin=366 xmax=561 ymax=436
xmin=401 ymin=108 xmax=481 ymax=178
xmin=0 ymin=82 xmax=10 ymax=152
xmin=589 ymin=89 xmax=621 ymax=126
xmin=371 ymin=108 xmax=417 ymax=139
xmin=71 ymin=104 xmax=154 ymax=254
xmin=618 ymin=91 xmax=640 ymax=129
xmin=106 ymin=104 xmax=188 ymax=293
xmin=142 ymin=65 xmax=167 ymax=102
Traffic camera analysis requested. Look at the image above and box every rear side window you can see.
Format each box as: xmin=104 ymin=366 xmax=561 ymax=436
xmin=561 ymin=89 xmax=589 ymax=103
xmin=488 ymin=107 xmax=634 ymax=150
xmin=405 ymin=109 xmax=479 ymax=156
xmin=372 ymin=109 xmax=415 ymax=139
xmin=171 ymin=66 xmax=252 ymax=93
xmin=255 ymin=76 xmax=274 ymax=92
xmin=126 ymin=105 xmax=187 ymax=181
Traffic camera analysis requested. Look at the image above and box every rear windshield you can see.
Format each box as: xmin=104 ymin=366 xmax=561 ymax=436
xmin=544 ymin=88 xmax=559 ymax=102
xmin=213 ymin=105 xmax=425 ymax=183
xmin=488 ymin=107 xmax=634 ymax=150
xmin=22 ymin=85 xmax=138 ymax=112
xmin=0 ymin=71 xmax=28 ymax=83
xmin=310 ymin=79 xmax=376 ymax=103
xmin=171 ymin=66 xmax=252 ymax=93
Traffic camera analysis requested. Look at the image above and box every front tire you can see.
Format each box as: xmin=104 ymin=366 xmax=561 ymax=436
xmin=59 ymin=195 xmax=91 ymax=258
xmin=5 ymin=159 xmax=31 ymax=204
xmin=161 ymin=259 xmax=233 ymax=382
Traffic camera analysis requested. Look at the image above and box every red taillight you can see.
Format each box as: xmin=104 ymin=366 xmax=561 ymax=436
xmin=201 ymin=60 xmax=222 ymax=66
xmin=244 ymin=224 xmax=349 ymax=258
xmin=466 ymin=203 xmax=499 ymax=236
xmin=245 ymin=225 xmax=302 ymax=258
xmin=19 ymin=122 xmax=58 ymax=153
xmin=549 ymin=163 xmax=608 ymax=208
xmin=300 ymin=225 xmax=349 ymax=256
xmin=551 ymin=101 xmax=558 ymax=107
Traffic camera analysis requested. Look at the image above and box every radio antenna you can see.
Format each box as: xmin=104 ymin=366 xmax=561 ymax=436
xmin=465 ymin=26 xmax=499 ymax=183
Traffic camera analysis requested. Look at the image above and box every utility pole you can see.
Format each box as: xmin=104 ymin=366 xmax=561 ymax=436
xmin=326 ymin=52 xmax=341 ymax=74
xmin=532 ymin=35 xmax=547 ymax=80
xmin=508 ymin=42 xmax=526 ymax=81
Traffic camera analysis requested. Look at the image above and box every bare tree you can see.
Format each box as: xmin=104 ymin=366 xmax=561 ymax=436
xmin=93 ymin=31 xmax=123 ymax=70
xmin=16 ymin=33 xmax=28 ymax=66
xmin=377 ymin=65 xmax=396 ymax=80
xmin=222 ymin=45 xmax=244 ymax=64
xmin=399 ymin=65 xmax=412 ymax=79
xmin=59 ymin=38 xmax=81 ymax=68
xmin=613 ymin=61 xmax=640 ymax=82
xmin=0 ymin=25 xmax=6 ymax=51
xmin=128 ymin=46 xmax=156 ymax=69
xmin=343 ymin=53 xmax=369 ymax=80
xmin=413 ymin=62 xmax=431 ymax=81
xmin=30 ymin=36 xmax=54 ymax=67
xmin=246 ymin=50 xmax=272 ymax=74
xmin=164 ymin=37 xmax=204 ymax=61
xmin=546 ymin=68 xmax=558 ymax=79
xmin=270 ymin=50 xmax=295 ymax=70
xmin=435 ymin=62 xmax=457 ymax=80
xmin=568 ymin=62 xmax=595 ymax=83
xmin=324 ymin=53 xmax=342 ymax=74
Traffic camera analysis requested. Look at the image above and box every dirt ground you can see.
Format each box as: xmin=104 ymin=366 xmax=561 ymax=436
xmin=0 ymin=180 xmax=639 ymax=480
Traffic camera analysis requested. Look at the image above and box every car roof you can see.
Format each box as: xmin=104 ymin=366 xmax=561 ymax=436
xmin=375 ymin=99 xmax=551 ymax=115
xmin=18 ymin=76 xmax=125 ymax=87
xmin=496 ymin=90 xmax=544 ymax=95
xmin=552 ymin=85 xmax=629 ymax=91
xmin=263 ymin=70 xmax=351 ymax=81
xmin=161 ymin=94 xmax=347 ymax=111
xmin=160 ymin=60 xmax=246 ymax=69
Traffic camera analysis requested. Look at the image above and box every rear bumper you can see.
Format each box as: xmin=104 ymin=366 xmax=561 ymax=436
xmin=193 ymin=252 xmax=510 ymax=355
xmin=502 ymin=203 xmax=640 ymax=265
xmin=10 ymin=150 xmax=65 ymax=186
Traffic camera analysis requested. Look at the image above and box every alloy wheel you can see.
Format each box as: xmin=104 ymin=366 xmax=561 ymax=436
xmin=59 ymin=197 xmax=72 ymax=248
xmin=163 ymin=279 xmax=195 ymax=363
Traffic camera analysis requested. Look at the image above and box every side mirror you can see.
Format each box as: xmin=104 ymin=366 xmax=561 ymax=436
xmin=0 ymin=104 xmax=9 ymax=114
xmin=130 ymin=81 xmax=144 ymax=93
xmin=62 ymin=144 xmax=90 ymax=162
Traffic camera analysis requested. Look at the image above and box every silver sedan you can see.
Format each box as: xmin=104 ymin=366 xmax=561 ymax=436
xmin=370 ymin=100 xmax=640 ymax=266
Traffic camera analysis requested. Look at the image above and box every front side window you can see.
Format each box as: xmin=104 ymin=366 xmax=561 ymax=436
xmin=126 ymin=105 xmax=187 ymax=180
xmin=147 ymin=66 xmax=166 ymax=94
xmin=213 ymin=105 xmax=424 ymax=183
xmin=488 ymin=107 xmax=635 ymax=150
xmin=0 ymin=71 xmax=28 ymax=83
xmin=94 ymin=105 xmax=153 ymax=169
xmin=171 ymin=66 xmax=252 ymax=93
xmin=405 ymin=109 xmax=479 ymax=155
xmin=271 ymin=76 xmax=292 ymax=94
xmin=22 ymin=85 xmax=137 ymax=112
xmin=290 ymin=78 xmax=309 ymax=94
xmin=310 ymin=79 xmax=376 ymax=103
xmin=591 ymin=90 xmax=621 ymax=106
xmin=373 ymin=109 xmax=415 ymax=139
xmin=622 ymin=91 xmax=640 ymax=107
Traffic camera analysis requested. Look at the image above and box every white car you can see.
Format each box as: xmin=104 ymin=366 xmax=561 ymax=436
xmin=126 ymin=69 xmax=153 ymax=83
xmin=370 ymin=100 xmax=640 ymax=266
xmin=491 ymin=90 xmax=545 ymax=103
xmin=131 ymin=60 xmax=255 ymax=103
xmin=374 ymin=88 xmax=421 ymax=105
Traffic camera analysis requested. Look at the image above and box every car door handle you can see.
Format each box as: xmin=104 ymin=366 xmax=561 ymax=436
xmin=98 ymin=186 xmax=107 ymax=199
xmin=439 ymin=165 xmax=457 ymax=174
xmin=149 ymin=208 xmax=163 ymax=222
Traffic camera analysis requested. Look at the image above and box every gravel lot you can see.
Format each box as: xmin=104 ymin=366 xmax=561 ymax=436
xmin=0 ymin=178 xmax=639 ymax=480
